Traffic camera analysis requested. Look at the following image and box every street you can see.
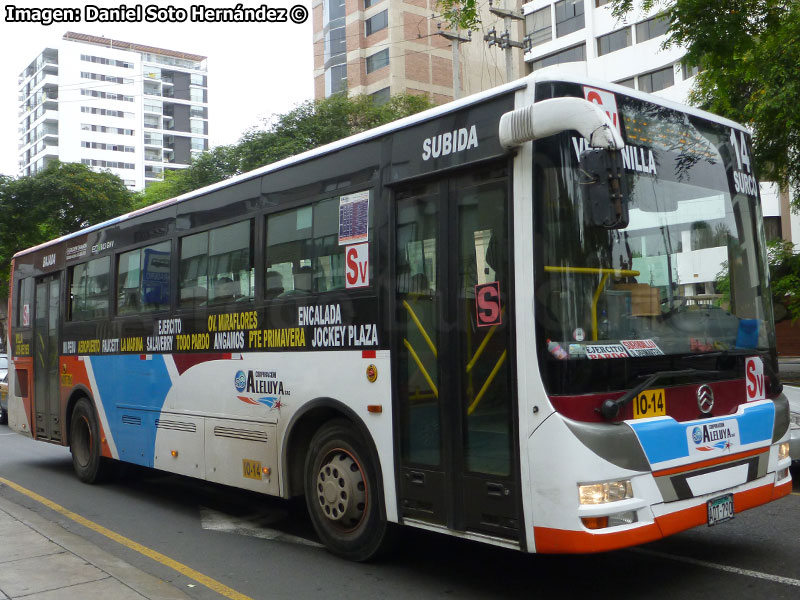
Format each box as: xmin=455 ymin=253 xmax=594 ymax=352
xmin=1 ymin=423 xmax=799 ymax=600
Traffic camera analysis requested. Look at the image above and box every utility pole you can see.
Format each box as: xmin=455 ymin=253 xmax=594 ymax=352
xmin=483 ymin=0 xmax=528 ymax=82
xmin=437 ymin=26 xmax=471 ymax=100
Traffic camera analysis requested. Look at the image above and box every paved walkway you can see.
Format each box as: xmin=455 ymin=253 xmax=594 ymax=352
xmin=0 ymin=494 xmax=188 ymax=600
xmin=780 ymin=357 xmax=800 ymax=383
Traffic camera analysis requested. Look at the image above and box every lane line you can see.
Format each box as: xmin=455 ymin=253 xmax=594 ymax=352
xmin=0 ymin=477 xmax=254 ymax=600
xmin=631 ymin=547 xmax=800 ymax=587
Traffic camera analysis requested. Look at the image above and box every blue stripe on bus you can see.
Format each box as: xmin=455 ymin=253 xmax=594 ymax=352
xmin=629 ymin=401 xmax=776 ymax=466
xmin=90 ymin=355 xmax=173 ymax=467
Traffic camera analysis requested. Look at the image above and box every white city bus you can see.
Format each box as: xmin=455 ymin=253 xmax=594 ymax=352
xmin=7 ymin=72 xmax=792 ymax=560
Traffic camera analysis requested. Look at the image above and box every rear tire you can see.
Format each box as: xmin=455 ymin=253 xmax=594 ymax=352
xmin=70 ymin=398 xmax=111 ymax=483
xmin=304 ymin=419 xmax=389 ymax=561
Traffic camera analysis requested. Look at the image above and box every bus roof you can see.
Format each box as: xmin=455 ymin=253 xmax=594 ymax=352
xmin=13 ymin=71 xmax=751 ymax=260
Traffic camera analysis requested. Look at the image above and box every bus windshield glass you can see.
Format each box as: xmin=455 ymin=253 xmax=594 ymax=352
xmin=534 ymin=91 xmax=775 ymax=365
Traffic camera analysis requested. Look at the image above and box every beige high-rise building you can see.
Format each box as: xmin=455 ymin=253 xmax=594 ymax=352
xmin=312 ymin=0 xmax=527 ymax=104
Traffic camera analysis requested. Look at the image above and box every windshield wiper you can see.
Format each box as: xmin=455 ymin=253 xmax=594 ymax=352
xmin=599 ymin=368 xmax=726 ymax=420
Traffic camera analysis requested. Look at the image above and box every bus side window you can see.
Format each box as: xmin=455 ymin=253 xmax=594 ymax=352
xmin=117 ymin=241 xmax=171 ymax=315
xmin=16 ymin=277 xmax=34 ymax=327
xmin=68 ymin=257 xmax=110 ymax=321
xmin=179 ymin=220 xmax=253 ymax=308
xmin=265 ymin=195 xmax=372 ymax=296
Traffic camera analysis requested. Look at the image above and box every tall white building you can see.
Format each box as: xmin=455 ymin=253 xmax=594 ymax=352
xmin=17 ymin=32 xmax=209 ymax=190
xmin=521 ymin=0 xmax=799 ymax=266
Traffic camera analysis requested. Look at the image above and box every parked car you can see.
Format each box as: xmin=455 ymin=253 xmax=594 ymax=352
xmin=0 ymin=353 xmax=8 ymax=424
xmin=787 ymin=385 xmax=800 ymax=468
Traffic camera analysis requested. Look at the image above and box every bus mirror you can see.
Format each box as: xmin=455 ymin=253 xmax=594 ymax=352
xmin=579 ymin=148 xmax=630 ymax=229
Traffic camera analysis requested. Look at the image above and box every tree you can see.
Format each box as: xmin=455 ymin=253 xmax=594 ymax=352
xmin=0 ymin=161 xmax=134 ymax=298
xmin=607 ymin=0 xmax=800 ymax=204
xmin=136 ymin=93 xmax=436 ymax=208
xmin=236 ymin=93 xmax=435 ymax=173
xmin=136 ymin=145 xmax=239 ymax=208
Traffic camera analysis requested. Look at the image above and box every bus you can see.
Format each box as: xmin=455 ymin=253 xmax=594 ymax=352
xmin=6 ymin=72 xmax=792 ymax=560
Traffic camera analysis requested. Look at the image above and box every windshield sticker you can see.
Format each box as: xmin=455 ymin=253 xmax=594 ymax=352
xmin=572 ymin=327 xmax=585 ymax=342
xmin=585 ymin=344 xmax=628 ymax=359
xmin=338 ymin=190 xmax=370 ymax=245
xmin=620 ymin=339 xmax=663 ymax=357
xmin=687 ymin=419 xmax=740 ymax=457
xmin=475 ymin=282 xmax=502 ymax=327
xmin=745 ymin=356 xmax=765 ymax=402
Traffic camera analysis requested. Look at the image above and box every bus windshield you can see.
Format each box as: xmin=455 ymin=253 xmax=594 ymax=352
xmin=535 ymin=92 xmax=775 ymax=366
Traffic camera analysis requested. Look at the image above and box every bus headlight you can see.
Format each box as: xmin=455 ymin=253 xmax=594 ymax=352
xmin=578 ymin=480 xmax=633 ymax=505
xmin=778 ymin=442 xmax=790 ymax=461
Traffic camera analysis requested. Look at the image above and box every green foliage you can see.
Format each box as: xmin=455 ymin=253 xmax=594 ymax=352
xmin=610 ymin=0 xmax=800 ymax=204
xmin=716 ymin=240 xmax=800 ymax=321
xmin=436 ymin=0 xmax=481 ymax=32
xmin=0 ymin=161 xmax=135 ymax=298
xmin=236 ymin=93 xmax=435 ymax=173
xmin=136 ymin=93 xmax=435 ymax=207
xmin=767 ymin=240 xmax=800 ymax=321
xmin=136 ymin=145 xmax=239 ymax=208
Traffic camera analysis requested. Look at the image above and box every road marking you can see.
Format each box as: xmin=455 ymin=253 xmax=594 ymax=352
xmin=0 ymin=477 xmax=254 ymax=600
xmin=632 ymin=547 xmax=800 ymax=587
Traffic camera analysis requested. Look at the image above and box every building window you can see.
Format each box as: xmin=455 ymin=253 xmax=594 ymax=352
xmin=191 ymin=137 xmax=207 ymax=151
xmin=681 ymin=61 xmax=701 ymax=80
xmin=638 ymin=65 xmax=674 ymax=92
xmin=366 ymin=49 xmax=390 ymax=74
xmin=531 ymin=43 xmax=586 ymax=71
xmin=327 ymin=64 xmax=348 ymax=95
xmin=326 ymin=27 xmax=347 ymax=61
xmin=597 ymin=27 xmax=631 ymax=56
xmin=371 ymin=87 xmax=390 ymax=105
xmin=365 ymin=10 xmax=388 ymax=36
xmin=615 ymin=77 xmax=635 ymax=88
xmin=190 ymin=73 xmax=206 ymax=86
xmin=554 ymin=0 xmax=584 ymax=37
xmin=365 ymin=0 xmax=384 ymax=7
xmin=525 ymin=7 xmax=552 ymax=48
xmin=595 ymin=0 xmax=610 ymax=6
xmin=190 ymin=88 xmax=207 ymax=103
xmin=636 ymin=13 xmax=669 ymax=43
xmin=325 ymin=0 xmax=345 ymax=23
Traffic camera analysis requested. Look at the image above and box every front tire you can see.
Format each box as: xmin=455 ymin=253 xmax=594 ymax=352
xmin=70 ymin=398 xmax=111 ymax=483
xmin=304 ymin=419 xmax=389 ymax=561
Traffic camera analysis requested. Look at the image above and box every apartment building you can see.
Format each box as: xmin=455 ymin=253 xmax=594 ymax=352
xmin=17 ymin=32 xmax=209 ymax=190
xmin=312 ymin=0 xmax=526 ymax=103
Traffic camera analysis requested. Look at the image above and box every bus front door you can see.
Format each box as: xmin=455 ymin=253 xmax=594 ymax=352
xmin=33 ymin=275 xmax=61 ymax=441
xmin=394 ymin=164 xmax=520 ymax=543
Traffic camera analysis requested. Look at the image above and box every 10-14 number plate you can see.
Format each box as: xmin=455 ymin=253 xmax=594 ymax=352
xmin=632 ymin=388 xmax=666 ymax=419
xmin=707 ymin=494 xmax=734 ymax=526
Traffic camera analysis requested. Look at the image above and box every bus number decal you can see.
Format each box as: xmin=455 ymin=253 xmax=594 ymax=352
xmin=345 ymin=243 xmax=369 ymax=288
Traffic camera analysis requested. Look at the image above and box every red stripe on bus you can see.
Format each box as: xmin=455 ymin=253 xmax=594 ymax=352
xmin=362 ymin=350 xmax=376 ymax=359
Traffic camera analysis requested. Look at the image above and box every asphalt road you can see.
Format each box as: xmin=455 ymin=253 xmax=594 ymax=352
xmin=1 ymin=424 xmax=799 ymax=600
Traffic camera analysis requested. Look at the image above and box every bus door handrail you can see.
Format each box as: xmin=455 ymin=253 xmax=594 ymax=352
xmin=543 ymin=266 xmax=640 ymax=341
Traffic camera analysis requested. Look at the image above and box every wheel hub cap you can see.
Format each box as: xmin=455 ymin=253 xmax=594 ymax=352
xmin=316 ymin=450 xmax=366 ymax=527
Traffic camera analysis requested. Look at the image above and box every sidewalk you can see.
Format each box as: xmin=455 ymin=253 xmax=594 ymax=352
xmin=0 ymin=494 xmax=189 ymax=600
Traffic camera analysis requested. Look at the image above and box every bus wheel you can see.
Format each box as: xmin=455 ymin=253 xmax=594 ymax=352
xmin=305 ymin=419 xmax=388 ymax=561
xmin=70 ymin=398 xmax=110 ymax=484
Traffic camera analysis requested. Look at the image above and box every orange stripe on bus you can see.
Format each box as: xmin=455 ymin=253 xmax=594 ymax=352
xmin=533 ymin=481 xmax=780 ymax=553
xmin=652 ymin=447 xmax=768 ymax=478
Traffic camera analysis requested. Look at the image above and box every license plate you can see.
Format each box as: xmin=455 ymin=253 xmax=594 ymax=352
xmin=632 ymin=388 xmax=666 ymax=419
xmin=707 ymin=494 xmax=734 ymax=526
xmin=242 ymin=458 xmax=262 ymax=480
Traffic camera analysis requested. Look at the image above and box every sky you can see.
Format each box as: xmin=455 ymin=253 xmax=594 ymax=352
xmin=0 ymin=0 xmax=314 ymax=177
